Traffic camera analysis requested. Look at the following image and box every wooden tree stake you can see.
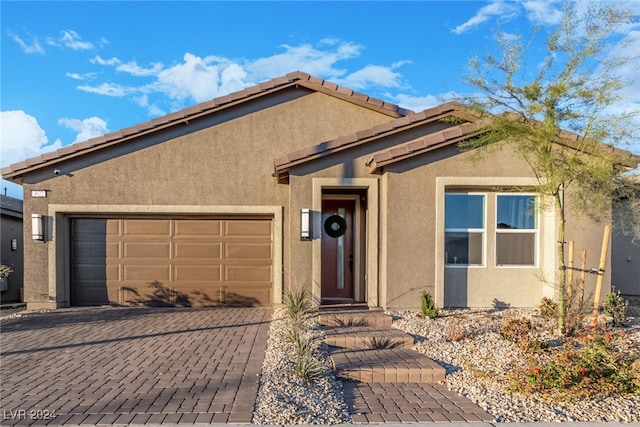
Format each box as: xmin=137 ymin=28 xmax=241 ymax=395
xmin=592 ymin=225 xmax=611 ymax=324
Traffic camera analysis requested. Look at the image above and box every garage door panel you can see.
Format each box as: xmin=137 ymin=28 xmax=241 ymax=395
xmin=124 ymin=219 xmax=171 ymax=237
xmin=123 ymin=265 xmax=171 ymax=281
xmin=225 ymin=220 xmax=271 ymax=237
xmin=173 ymin=242 xmax=222 ymax=259
xmin=72 ymin=264 xmax=106 ymax=281
xmin=72 ymin=217 xmax=273 ymax=307
xmin=174 ymin=220 xmax=222 ymax=237
xmin=174 ymin=265 xmax=222 ymax=282
xmin=124 ymin=241 xmax=171 ymax=258
xmin=106 ymin=265 xmax=120 ymax=281
xmin=224 ymin=265 xmax=271 ymax=282
xmin=72 ymin=241 xmax=107 ymax=259
xmin=225 ymin=242 xmax=271 ymax=260
xmin=106 ymin=242 xmax=120 ymax=258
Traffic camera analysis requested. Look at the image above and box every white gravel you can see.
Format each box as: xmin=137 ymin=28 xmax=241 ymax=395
xmin=252 ymin=307 xmax=351 ymax=425
xmin=389 ymin=296 xmax=640 ymax=423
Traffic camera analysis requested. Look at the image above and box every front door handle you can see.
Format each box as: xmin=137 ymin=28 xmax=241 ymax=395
xmin=349 ymin=254 xmax=353 ymax=273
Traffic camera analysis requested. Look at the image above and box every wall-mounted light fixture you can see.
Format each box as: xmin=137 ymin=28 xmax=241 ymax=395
xmin=301 ymin=208 xmax=312 ymax=240
xmin=32 ymin=214 xmax=44 ymax=241
xmin=11 ymin=239 xmax=17 ymax=251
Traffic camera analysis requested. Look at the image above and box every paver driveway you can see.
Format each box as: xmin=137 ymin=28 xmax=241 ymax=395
xmin=0 ymin=307 xmax=271 ymax=426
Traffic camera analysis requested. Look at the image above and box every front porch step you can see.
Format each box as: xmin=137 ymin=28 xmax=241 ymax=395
xmin=329 ymin=347 xmax=446 ymax=384
xmin=318 ymin=309 xmax=392 ymax=328
xmin=323 ymin=325 xmax=415 ymax=350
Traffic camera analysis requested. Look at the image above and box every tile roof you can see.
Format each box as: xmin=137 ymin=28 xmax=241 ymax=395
xmin=0 ymin=194 xmax=23 ymax=218
xmin=366 ymin=120 xmax=490 ymax=174
xmin=1 ymin=71 xmax=410 ymax=182
xmin=273 ymin=102 xmax=472 ymax=182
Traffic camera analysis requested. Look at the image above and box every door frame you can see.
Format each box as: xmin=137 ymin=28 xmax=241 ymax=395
xmin=311 ymin=178 xmax=379 ymax=308
xmin=320 ymin=194 xmax=361 ymax=303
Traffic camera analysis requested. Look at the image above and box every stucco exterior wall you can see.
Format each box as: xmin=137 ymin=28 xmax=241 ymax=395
xmin=20 ymin=90 xmax=394 ymax=309
xmin=381 ymin=144 xmax=611 ymax=310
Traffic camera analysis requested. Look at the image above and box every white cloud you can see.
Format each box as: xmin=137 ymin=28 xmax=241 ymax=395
xmin=60 ymin=30 xmax=94 ymax=50
xmin=91 ymin=55 xmax=121 ymax=66
xmin=7 ymin=31 xmax=44 ymax=54
xmin=155 ymin=53 xmax=225 ymax=103
xmin=66 ymin=72 xmax=97 ymax=81
xmin=339 ymin=65 xmax=406 ymax=90
xmin=77 ymin=82 xmax=129 ymax=97
xmin=391 ymin=91 xmax=460 ymax=113
xmin=117 ymin=60 xmax=164 ymax=77
xmin=452 ymin=1 xmax=520 ymax=34
xmin=58 ymin=117 xmax=109 ymax=143
xmin=522 ymin=0 xmax=563 ymax=26
xmin=0 ymin=111 xmax=64 ymax=198
xmin=246 ymin=41 xmax=363 ymax=82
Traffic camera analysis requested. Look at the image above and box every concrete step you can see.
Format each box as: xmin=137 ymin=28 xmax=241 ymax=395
xmin=317 ymin=309 xmax=392 ymax=328
xmin=329 ymin=347 xmax=446 ymax=384
xmin=323 ymin=325 xmax=415 ymax=350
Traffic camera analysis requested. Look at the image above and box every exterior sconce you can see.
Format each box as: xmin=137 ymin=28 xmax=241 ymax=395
xmin=11 ymin=239 xmax=17 ymax=251
xmin=32 ymin=214 xmax=44 ymax=241
xmin=301 ymin=208 xmax=312 ymax=240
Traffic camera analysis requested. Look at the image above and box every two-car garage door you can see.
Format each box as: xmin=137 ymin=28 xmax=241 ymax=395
xmin=70 ymin=217 xmax=273 ymax=307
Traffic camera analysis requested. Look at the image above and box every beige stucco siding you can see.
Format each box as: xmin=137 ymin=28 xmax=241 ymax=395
xmin=21 ymin=90 xmax=395 ymax=309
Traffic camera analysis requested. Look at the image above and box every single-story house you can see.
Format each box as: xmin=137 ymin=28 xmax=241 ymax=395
xmin=0 ymin=194 xmax=24 ymax=303
xmin=2 ymin=71 xmax=639 ymax=311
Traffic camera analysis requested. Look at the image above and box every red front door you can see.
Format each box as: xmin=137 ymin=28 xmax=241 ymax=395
xmin=321 ymin=199 xmax=354 ymax=302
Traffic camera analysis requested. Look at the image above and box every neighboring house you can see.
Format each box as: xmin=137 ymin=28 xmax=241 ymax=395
xmin=2 ymin=72 xmax=639 ymax=311
xmin=0 ymin=194 xmax=24 ymax=303
xmin=612 ymin=176 xmax=640 ymax=296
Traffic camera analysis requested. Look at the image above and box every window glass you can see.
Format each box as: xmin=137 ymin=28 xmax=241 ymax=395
xmin=445 ymin=194 xmax=485 ymax=229
xmin=445 ymin=193 xmax=485 ymax=266
xmin=497 ymin=195 xmax=536 ymax=229
xmin=496 ymin=194 xmax=537 ymax=266
xmin=445 ymin=232 xmax=483 ymax=265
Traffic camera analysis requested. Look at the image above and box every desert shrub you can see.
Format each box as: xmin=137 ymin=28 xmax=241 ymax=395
xmin=420 ymin=291 xmax=438 ymax=319
xmin=446 ymin=321 xmax=467 ymax=342
xmin=538 ymin=297 xmax=558 ymax=318
xmin=603 ymin=291 xmax=628 ymax=327
xmin=500 ymin=317 xmax=533 ymax=343
xmin=509 ymin=325 xmax=639 ymax=400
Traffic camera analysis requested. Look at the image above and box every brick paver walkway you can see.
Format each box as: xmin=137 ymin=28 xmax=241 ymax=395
xmin=0 ymin=307 xmax=271 ymax=426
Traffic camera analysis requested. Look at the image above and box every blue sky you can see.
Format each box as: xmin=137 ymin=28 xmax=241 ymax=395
xmin=1 ymin=1 xmax=639 ymax=199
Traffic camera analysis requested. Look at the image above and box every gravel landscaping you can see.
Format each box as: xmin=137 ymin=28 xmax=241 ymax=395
xmin=254 ymin=297 xmax=639 ymax=424
xmin=390 ymin=296 xmax=640 ymax=423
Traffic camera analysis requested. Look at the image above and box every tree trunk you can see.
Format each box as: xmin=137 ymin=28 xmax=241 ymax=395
xmin=555 ymin=191 xmax=567 ymax=334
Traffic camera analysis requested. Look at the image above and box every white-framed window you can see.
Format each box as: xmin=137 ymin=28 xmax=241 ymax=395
xmin=444 ymin=193 xmax=485 ymax=266
xmin=495 ymin=194 xmax=538 ymax=267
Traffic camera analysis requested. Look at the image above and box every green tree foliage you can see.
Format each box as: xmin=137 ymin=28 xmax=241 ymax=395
xmin=460 ymin=1 xmax=640 ymax=334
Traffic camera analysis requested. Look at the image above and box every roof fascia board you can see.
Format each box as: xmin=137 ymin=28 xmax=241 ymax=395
xmin=274 ymin=108 xmax=473 ymax=183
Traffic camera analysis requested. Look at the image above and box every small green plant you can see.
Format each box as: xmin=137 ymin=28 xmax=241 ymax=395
xmin=284 ymin=285 xmax=315 ymax=328
xmin=420 ymin=291 xmax=438 ymax=319
xmin=0 ymin=265 xmax=13 ymax=279
xmin=603 ymin=290 xmax=628 ymax=327
xmin=538 ymin=297 xmax=558 ymax=318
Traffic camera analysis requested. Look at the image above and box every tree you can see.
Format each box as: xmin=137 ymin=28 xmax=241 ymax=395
xmin=459 ymin=1 xmax=640 ymax=334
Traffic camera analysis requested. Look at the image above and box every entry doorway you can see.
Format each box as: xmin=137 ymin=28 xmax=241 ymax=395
xmin=320 ymin=192 xmax=366 ymax=304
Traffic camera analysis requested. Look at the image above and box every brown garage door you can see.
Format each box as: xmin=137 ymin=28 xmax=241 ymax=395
xmin=70 ymin=217 xmax=273 ymax=307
